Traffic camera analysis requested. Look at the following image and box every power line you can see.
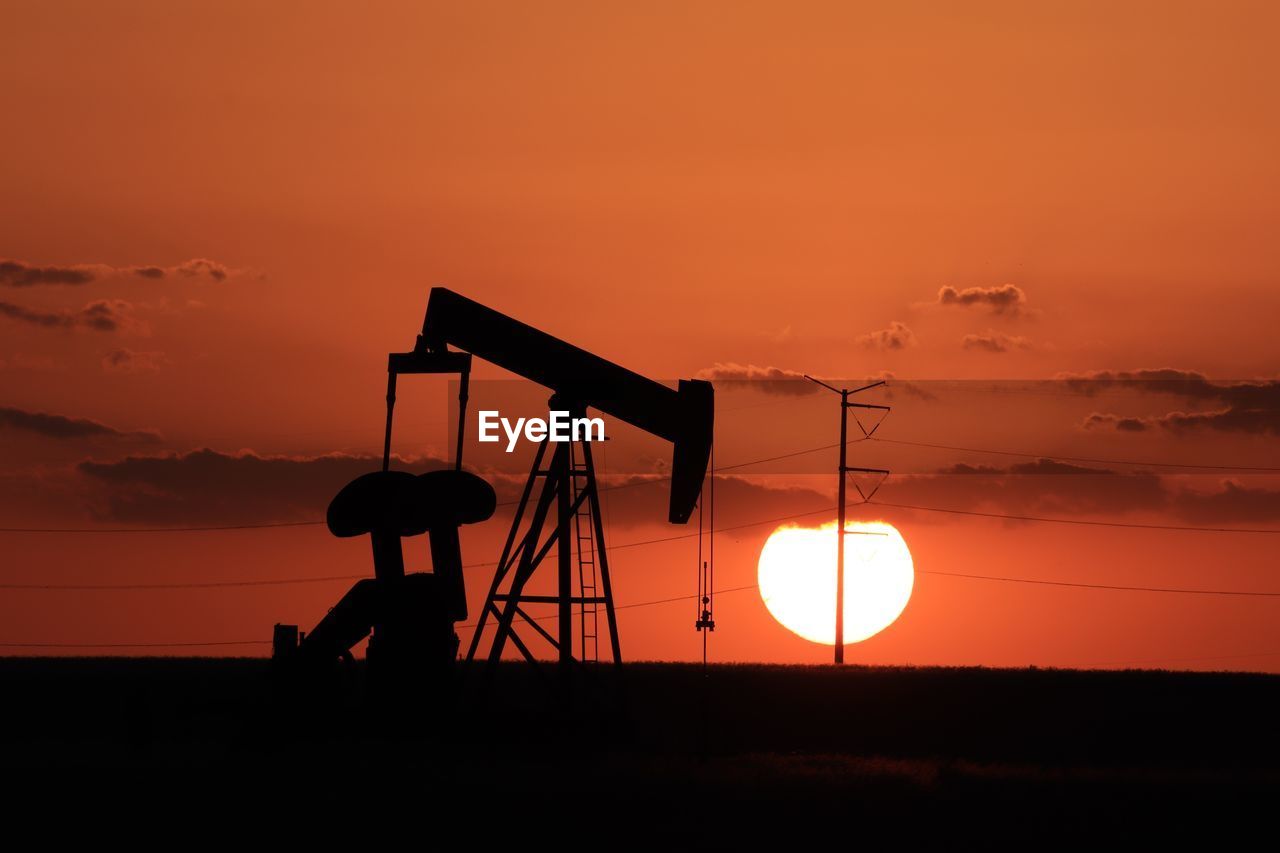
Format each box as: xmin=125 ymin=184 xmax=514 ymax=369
xmin=0 ymin=585 xmax=763 ymax=648
xmin=0 ymin=640 xmax=270 ymax=648
xmin=0 ymin=507 xmax=852 ymax=590
xmin=870 ymin=436 xmax=1280 ymax=472
xmin=0 ymin=574 xmax=366 ymax=591
xmin=457 ymin=585 xmax=759 ymax=629
xmin=10 ymin=567 xmax=1280 ymax=650
xmin=3 ymin=438 xmax=1278 ymax=537
xmin=0 ymin=520 xmax=325 ymax=534
xmin=574 ymin=505 xmax=835 ymax=553
xmin=5 ymin=496 xmax=1280 ymax=591
xmin=0 ymin=442 xmax=862 ymax=535
xmin=716 ymin=440 xmax=863 ymax=471
xmin=17 ymin=550 xmax=1280 ymax=598
xmin=921 ymin=570 xmax=1280 ymax=597
xmin=870 ymin=500 xmax=1280 ymax=534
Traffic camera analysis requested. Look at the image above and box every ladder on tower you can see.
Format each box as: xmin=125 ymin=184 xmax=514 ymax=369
xmin=570 ymin=441 xmax=600 ymax=663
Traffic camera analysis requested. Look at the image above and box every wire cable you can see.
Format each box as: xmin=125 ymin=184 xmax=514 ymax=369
xmin=6 ymin=495 xmax=1280 ymax=591
xmin=0 ymin=640 xmax=271 ymax=648
xmin=10 ymin=568 xmax=1280 ymax=650
xmin=0 ymin=574 xmax=366 ymax=591
xmin=920 ymin=570 xmax=1280 ymax=597
xmin=0 ymin=506 xmax=853 ymax=590
xmin=0 ymin=520 xmax=326 ymax=534
xmin=6 ymin=434 xmax=1276 ymax=535
xmin=0 ymin=442 xmax=864 ymax=534
xmin=0 ymin=585 xmax=763 ymax=647
xmin=870 ymin=436 xmax=1280 ymax=472
xmin=870 ymin=500 xmax=1280 ymax=534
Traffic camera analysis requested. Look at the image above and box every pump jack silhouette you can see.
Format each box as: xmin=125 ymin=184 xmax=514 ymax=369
xmin=273 ymin=288 xmax=714 ymax=693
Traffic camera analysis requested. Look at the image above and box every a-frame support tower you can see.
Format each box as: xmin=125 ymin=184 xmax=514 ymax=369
xmin=465 ymin=403 xmax=621 ymax=670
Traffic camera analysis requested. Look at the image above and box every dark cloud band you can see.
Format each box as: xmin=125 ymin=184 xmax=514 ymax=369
xmin=1068 ymin=369 xmax=1280 ymax=436
xmin=0 ymin=257 xmax=232 ymax=287
xmin=0 ymin=299 xmax=135 ymax=332
xmin=696 ymin=363 xmax=820 ymax=396
xmin=937 ymin=284 xmax=1028 ymax=316
xmin=857 ymin=321 xmax=916 ymax=351
xmin=0 ymin=406 xmax=161 ymax=443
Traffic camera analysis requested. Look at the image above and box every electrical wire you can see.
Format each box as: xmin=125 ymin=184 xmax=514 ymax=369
xmin=0 ymin=640 xmax=270 ymax=648
xmin=10 ymin=569 xmax=1278 ymax=651
xmin=6 ymin=499 xmax=1280 ymax=592
xmin=870 ymin=436 xmax=1280 ymax=472
xmin=15 ymin=428 xmax=1276 ymax=536
xmin=4 ymin=433 xmax=1276 ymax=535
xmin=0 ymin=506 xmax=848 ymax=590
xmin=0 ymin=585 xmax=763 ymax=647
xmin=0 ymin=574 xmax=367 ymax=591
xmin=0 ymin=441 xmax=865 ymax=534
xmin=2 ymin=432 xmax=1278 ymax=600
xmin=0 ymin=520 xmax=326 ymax=534
xmin=920 ymin=570 xmax=1280 ymax=597
xmin=869 ymin=500 xmax=1280 ymax=534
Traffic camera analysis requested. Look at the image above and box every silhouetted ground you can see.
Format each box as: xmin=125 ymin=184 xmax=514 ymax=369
xmin=2 ymin=658 xmax=1276 ymax=840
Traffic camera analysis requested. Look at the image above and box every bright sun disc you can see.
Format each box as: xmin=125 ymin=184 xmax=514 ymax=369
xmin=757 ymin=521 xmax=914 ymax=645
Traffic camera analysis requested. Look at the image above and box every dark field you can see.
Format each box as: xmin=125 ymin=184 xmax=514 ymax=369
xmin=3 ymin=658 xmax=1277 ymax=839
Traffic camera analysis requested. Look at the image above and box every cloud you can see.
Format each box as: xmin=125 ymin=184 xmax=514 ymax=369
xmin=0 ymin=406 xmax=161 ymax=443
xmin=1059 ymin=369 xmax=1280 ymax=409
xmin=77 ymin=449 xmax=450 ymax=525
xmin=856 ymin=321 xmax=917 ymax=351
xmin=0 ymin=260 xmax=96 ymax=286
xmin=1058 ymin=368 xmax=1211 ymax=395
xmin=20 ymin=443 xmax=1278 ymax=530
xmin=696 ymin=363 xmax=819 ymax=396
xmin=0 ymin=299 xmax=139 ymax=333
xmin=886 ymin=458 xmax=1167 ymax=517
xmin=696 ymin=364 xmax=924 ymax=400
xmin=936 ymin=284 xmax=1029 ymax=316
xmin=961 ymin=331 xmax=1032 ymax=353
xmin=68 ymin=445 xmax=834 ymax=530
xmin=172 ymin=258 xmax=229 ymax=281
xmin=102 ymin=348 xmax=167 ymax=373
xmin=866 ymin=370 xmax=937 ymax=402
xmin=1081 ymin=412 xmax=1151 ymax=432
xmin=1171 ymin=481 xmax=1280 ymax=524
xmin=79 ymin=299 xmax=137 ymax=332
xmin=0 ymin=257 xmax=235 ymax=287
xmin=1084 ymin=408 xmax=1280 ymax=435
xmin=879 ymin=459 xmax=1280 ymax=524
xmin=1065 ymin=369 xmax=1280 ymax=436
xmin=0 ymin=301 xmax=76 ymax=328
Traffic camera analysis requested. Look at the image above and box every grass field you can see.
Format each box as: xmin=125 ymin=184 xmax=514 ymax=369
xmin=2 ymin=658 xmax=1276 ymax=838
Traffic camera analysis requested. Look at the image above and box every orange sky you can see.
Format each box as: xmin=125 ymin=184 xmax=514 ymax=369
xmin=2 ymin=1 xmax=1278 ymax=669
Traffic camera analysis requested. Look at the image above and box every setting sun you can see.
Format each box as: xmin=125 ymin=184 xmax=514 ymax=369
xmin=758 ymin=522 xmax=914 ymax=646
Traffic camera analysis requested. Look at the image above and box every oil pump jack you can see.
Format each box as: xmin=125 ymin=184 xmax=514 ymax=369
xmin=273 ymin=288 xmax=714 ymax=688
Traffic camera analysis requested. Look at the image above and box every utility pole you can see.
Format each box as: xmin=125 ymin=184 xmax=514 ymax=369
xmin=804 ymin=376 xmax=891 ymax=664
xmin=837 ymin=387 xmax=849 ymax=662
